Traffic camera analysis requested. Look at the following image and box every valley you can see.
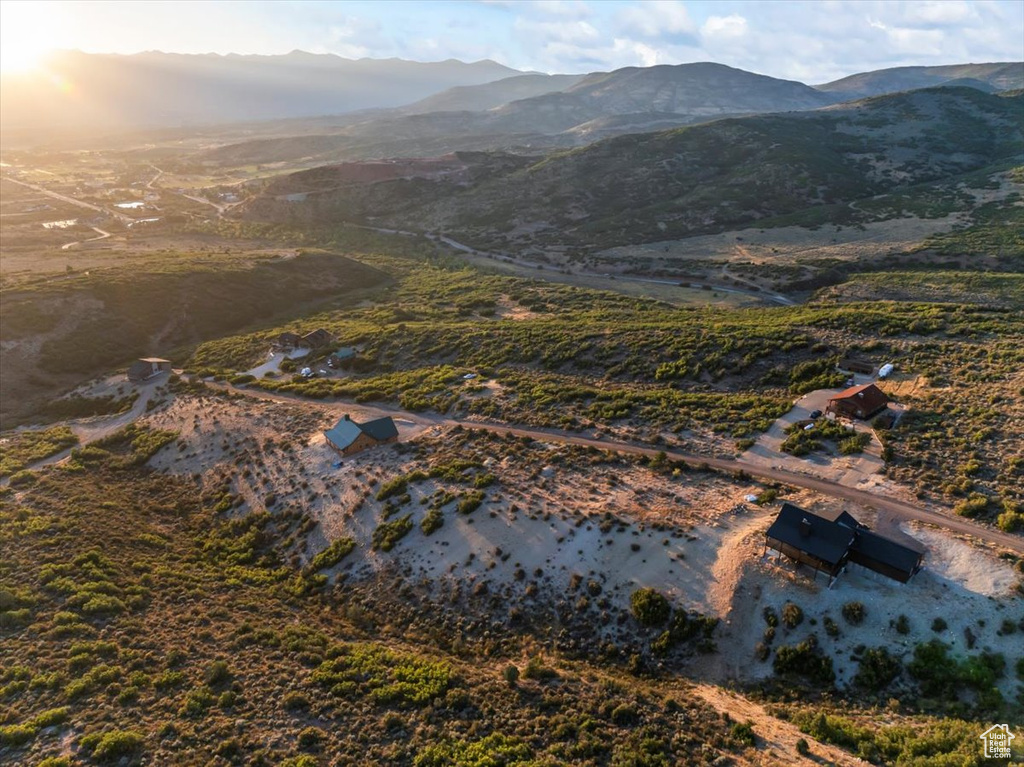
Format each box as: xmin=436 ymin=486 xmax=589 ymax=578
xmin=2 ymin=48 xmax=1023 ymax=767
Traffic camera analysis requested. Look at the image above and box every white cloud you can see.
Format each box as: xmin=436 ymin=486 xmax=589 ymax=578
xmin=701 ymin=14 xmax=748 ymax=41
xmin=618 ymin=0 xmax=698 ymax=40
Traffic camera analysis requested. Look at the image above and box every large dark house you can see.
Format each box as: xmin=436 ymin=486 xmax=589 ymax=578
xmin=827 ymin=383 xmax=889 ymax=420
xmin=764 ymin=502 xmax=923 ymax=585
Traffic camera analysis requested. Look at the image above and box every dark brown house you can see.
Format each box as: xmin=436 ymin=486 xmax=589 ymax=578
xmin=273 ymin=332 xmax=302 ymax=350
xmin=127 ymin=357 xmax=171 ymax=383
xmin=324 ymin=415 xmax=398 ymax=456
xmin=301 ymin=328 xmax=336 ymax=348
xmin=764 ymin=503 xmax=924 ymax=585
xmin=827 ymin=383 xmax=889 ymax=420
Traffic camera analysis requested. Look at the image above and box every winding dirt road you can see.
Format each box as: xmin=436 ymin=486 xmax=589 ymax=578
xmin=207 ymin=382 xmax=1024 ymax=554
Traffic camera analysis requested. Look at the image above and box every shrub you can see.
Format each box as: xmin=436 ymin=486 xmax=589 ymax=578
xmin=731 ymin=721 xmax=756 ymax=747
xmin=0 ymin=724 xmax=35 ymax=746
xmin=854 ymin=647 xmax=902 ymax=690
xmin=522 ymin=655 xmax=559 ymax=681
xmin=372 ymin=515 xmax=413 ymax=551
xmin=456 ymin=490 xmax=485 ymax=515
xmin=308 ymin=538 xmax=356 ymax=571
xmin=796 ymin=738 xmax=810 ymax=756
xmin=204 ymin=660 xmax=231 ymax=687
xmin=954 ymin=493 xmax=989 ymax=518
xmin=630 ymin=588 xmax=670 ymax=627
xmin=503 ymin=664 xmax=519 ymax=687
xmin=773 ymin=635 xmax=835 ymax=685
xmin=83 ymin=730 xmax=145 ymax=761
xmin=894 ymin=615 xmax=910 ymax=635
xmin=782 ymin=602 xmax=804 ymax=629
xmin=421 ymin=507 xmax=444 ymax=535
xmin=931 ymin=617 xmax=948 ymax=632
xmin=842 ymin=601 xmax=866 ymax=625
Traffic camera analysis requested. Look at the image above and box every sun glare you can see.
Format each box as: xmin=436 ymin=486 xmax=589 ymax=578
xmin=0 ymin=1 xmax=54 ymax=72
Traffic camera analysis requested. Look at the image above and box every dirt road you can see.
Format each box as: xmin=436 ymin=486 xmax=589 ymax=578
xmin=206 ymin=382 xmax=1024 ymax=554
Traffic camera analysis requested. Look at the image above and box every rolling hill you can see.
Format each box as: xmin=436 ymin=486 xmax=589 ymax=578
xmin=199 ymin=62 xmax=841 ymax=167
xmin=239 ymin=88 xmax=1024 ymax=250
xmin=817 ymin=62 xmax=1024 ymax=99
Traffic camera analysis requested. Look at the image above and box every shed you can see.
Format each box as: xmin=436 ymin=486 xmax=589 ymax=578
xmin=827 ymin=383 xmax=889 ymax=420
xmin=127 ymin=357 xmax=171 ymax=383
xmin=839 ymin=357 xmax=874 ymax=375
xmin=327 ymin=347 xmax=357 ymax=368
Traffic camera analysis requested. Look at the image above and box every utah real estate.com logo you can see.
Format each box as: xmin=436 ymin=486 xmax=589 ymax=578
xmin=980 ymin=724 xmax=1016 ymax=760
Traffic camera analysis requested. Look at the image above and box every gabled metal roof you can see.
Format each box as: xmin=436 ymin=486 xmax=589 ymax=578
xmin=324 ymin=417 xmax=363 ymax=450
xmin=850 ymin=529 xmax=924 ymax=574
xmin=765 ymin=502 xmax=856 ymax=566
xmin=359 ymin=417 xmax=398 ymax=442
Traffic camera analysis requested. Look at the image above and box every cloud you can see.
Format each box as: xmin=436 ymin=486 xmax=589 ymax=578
xmin=617 ymin=0 xmax=698 ymax=43
xmin=701 ymin=14 xmax=748 ymax=41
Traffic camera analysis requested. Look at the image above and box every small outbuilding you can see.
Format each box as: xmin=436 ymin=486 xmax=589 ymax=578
xmin=127 ymin=357 xmax=171 ymax=383
xmin=324 ymin=414 xmax=399 ymax=456
xmin=827 ymin=383 xmax=889 ymax=421
xmin=327 ymin=347 xmax=357 ymax=368
xmin=839 ymin=357 xmax=874 ymax=375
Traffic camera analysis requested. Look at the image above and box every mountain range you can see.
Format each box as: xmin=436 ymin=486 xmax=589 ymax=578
xmin=239 ymin=87 xmax=1024 ymax=250
xmin=0 ymin=50 xmax=521 ymax=136
xmin=196 ymin=60 xmax=1023 ymax=168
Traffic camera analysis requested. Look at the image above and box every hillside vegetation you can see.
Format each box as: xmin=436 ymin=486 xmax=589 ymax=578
xmin=239 ymin=88 xmax=1024 ymax=251
xmin=0 ymin=252 xmax=388 ymax=427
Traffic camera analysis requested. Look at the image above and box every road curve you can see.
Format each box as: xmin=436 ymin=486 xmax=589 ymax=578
xmin=208 ymin=382 xmax=1024 ymax=554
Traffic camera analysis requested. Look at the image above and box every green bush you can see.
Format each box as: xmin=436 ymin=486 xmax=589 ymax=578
xmin=782 ymin=602 xmax=803 ymax=629
xmin=854 ymin=647 xmax=902 ymax=690
xmin=81 ymin=729 xmax=145 ymax=761
xmin=372 ymin=515 xmax=413 ymax=551
xmin=308 ymin=538 xmax=356 ymax=571
xmin=841 ymin=601 xmax=866 ymax=625
xmin=630 ymin=588 xmax=670 ymax=627
xmin=421 ymin=507 xmax=444 ymax=535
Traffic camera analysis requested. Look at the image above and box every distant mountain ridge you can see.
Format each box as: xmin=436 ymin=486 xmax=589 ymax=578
xmin=817 ymin=62 xmax=1024 ymax=98
xmin=198 ymin=62 xmax=841 ymax=167
xmin=239 ymin=88 xmax=1024 ymax=250
xmin=0 ymin=50 xmax=522 ymax=134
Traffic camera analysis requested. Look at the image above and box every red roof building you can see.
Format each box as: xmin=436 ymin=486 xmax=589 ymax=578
xmin=826 ymin=383 xmax=889 ymax=420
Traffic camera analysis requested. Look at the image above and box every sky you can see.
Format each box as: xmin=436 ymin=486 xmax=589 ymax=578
xmin=1 ymin=0 xmax=1022 ymax=82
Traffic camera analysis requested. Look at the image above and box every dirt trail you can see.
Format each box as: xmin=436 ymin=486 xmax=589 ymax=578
xmin=693 ymin=684 xmax=868 ymax=766
xmin=207 ymin=382 xmax=1024 ymax=554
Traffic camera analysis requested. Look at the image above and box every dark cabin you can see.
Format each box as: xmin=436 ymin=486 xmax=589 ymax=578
xmin=765 ymin=503 xmax=925 ymax=586
xmin=764 ymin=503 xmax=855 ymax=584
xmin=273 ymin=332 xmax=302 ymax=350
xmin=301 ymin=328 xmax=336 ymax=348
xmin=848 ymin=530 xmax=924 ymax=583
